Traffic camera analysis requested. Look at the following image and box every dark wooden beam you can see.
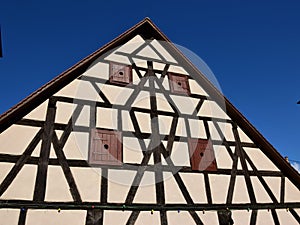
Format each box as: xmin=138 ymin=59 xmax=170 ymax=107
xmin=33 ymin=99 xmax=57 ymax=201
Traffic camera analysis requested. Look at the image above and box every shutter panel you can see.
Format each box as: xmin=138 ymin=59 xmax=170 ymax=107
xmin=168 ymin=73 xmax=190 ymax=95
xmin=109 ymin=63 xmax=132 ymax=85
xmin=89 ymin=129 xmax=122 ymax=166
xmin=188 ymin=139 xmax=217 ymax=171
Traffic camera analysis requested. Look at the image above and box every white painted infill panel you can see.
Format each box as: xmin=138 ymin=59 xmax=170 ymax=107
xmin=170 ymin=95 xmax=199 ymax=115
xmin=135 ymin=210 xmax=160 ymax=225
xmin=137 ymin=45 xmax=162 ymax=60
xmin=167 ymin=211 xmax=196 ymax=225
xmin=164 ymin=172 xmax=186 ymax=204
xmin=250 ymin=177 xmax=273 ymax=203
xmin=107 ymin=170 xmax=136 ymax=203
xmin=133 ymin=172 xmax=156 ymax=203
xmin=1 ymin=164 xmax=37 ymax=200
xmin=231 ymin=210 xmax=251 ymax=225
xmin=197 ymin=100 xmax=230 ymax=120
xmin=189 ymin=79 xmax=208 ymax=96
xmin=214 ymin=145 xmax=232 ymax=169
xmin=209 ymin=174 xmax=230 ymax=204
xmin=0 ymin=125 xmax=41 ymax=155
xmin=244 ymin=147 xmax=280 ymax=171
xmin=170 ymin=142 xmax=190 ymax=167
xmin=0 ymin=209 xmax=19 ymax=225
xmin=115 ymin=35 xmax=145 ymax=54
xmin=180 ymin=173 xmax=207 ymax=203
xmin=70 ymin=167 xmax=101 ymax=202
xmin=104 ymin=211 xmax=131 ymax=225
xmin=45 ymin=166 xmax=73 ymax=202
xmin=256 ymin=210 xmax=275 ymax=225
xmin=0 ymin=163 xmax=14 ymax=188
xmin=100 ymin=84 xmax=134 ymax=106
xmin=23 ymin=100 xmax=48 ymax=121
xmin=158 ymin=115 xmax=172 ymax=135
xmin=197 ymin=211 xmax=219 ymax=225
xmin=150 ymin=39 xmax=177 ymax=63
xmin=285 ymin=178 xmax=300 ymax=202
xmin=277 ymin=209 xmax=300 ymax=225
xmin=188 ymin=119 xmax=206 ymax=139
xmin=26 ymin=209 xmax=86 ymax=225
xmin=232 ymin=176 xmax=251 ymax=204
xmin=96 ymin=107 xmax=118 ymax=130
xmin=82 ymin=61 xmax=109 ymax=79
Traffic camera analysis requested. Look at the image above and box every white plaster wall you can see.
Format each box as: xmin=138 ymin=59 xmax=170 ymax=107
xmin=198 ymin=100 xmax=230 ymax=120
xmin=232 ymin=176 xmax=251 ymax=203
xmin=2 ymin=164 xmax=36 ymax=200
xmin=214 ymin=145 xmax=232 ymax=169
xmin=180 ymin=173 xmax=207 ymax=203
xmin=122 ymin=110 xmax=135 ymax=131
xmin=0 ymin=125 xmax=40 ymax=155
xmin=170 ymin=95 xmax=199 ymax=115
xmin=150 ymin=39 xmax=177 ymax=63
xmin=277 ymin=209 xmax=300 ymax=225
xmin=103 ymin=210 xmax=131 ymax=224
xmin=133 ymin=172 xmax=156 ymax=203
xmin=209 ymin=174 xmax=230 ymax=204
xmin=82 ymin=61 xmax=109 ymax=79
xmin=264 ymin=177 xmax=281 ymax=202
xmin=197 ymin=211 xmax=219 ymax=224
xmin=135 ymin=210 xmax=160 ymax=225
xmin=285 ymin=178 xmax=300 ymax=202
xmin=231 ymin=210 xmax=251 ymax=225
xmin=0 ymin=209 xmax=19 ymax=225
xmin=137 ymin=45 xmax=161 ymax=60
xmin=244 ymin=147 xmax=280 ymax=171
xmin=217 ymin=122 xmax=235 ymax=142
xmin=96 ymin=107 xmax=118 ymax=129
xmin=107 ymin=170 xmax=136 ymax=203
xmin=45 ymin=166 xmax=73 ymax=202
xmin=23 ymin=100 xmax=48 ymax=121
xmin=26 ymin=209 xmax=86 ymax=225
xmin=70 ymin=167 xmax=101 ymax=202
xmin=188 ymin=119 xmax=207 ymax=139
xmin=175 ymin=117 xmax=187 ymax=137
xmin=170 ymin=142 xmax=190 ymax=167
xmin=164 ymin=172 xmax=186 ymax=203
xmin=156 ymin=93 xmax=174 ymax=112
xmin=189 ymin=79 xmax=208 ymax=96
xmin=167 ymin=211 xmax=196 ymax=225
xmin=256 ymin=210 xmax=275 ymax=225
xmin=250 ymin=177 xmax=273 ymax=203
xmin=101 ymin=85 xmax=134 ymax=106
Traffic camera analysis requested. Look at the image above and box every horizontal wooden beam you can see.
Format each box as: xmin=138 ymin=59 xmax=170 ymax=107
xmin=0 ymin=200 xmax=299 ymax=211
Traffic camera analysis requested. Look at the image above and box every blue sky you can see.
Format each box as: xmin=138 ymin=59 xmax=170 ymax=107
xmin=0 ymin=0 xmax=299 ymax=167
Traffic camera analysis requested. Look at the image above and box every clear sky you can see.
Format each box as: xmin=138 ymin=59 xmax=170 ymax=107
xmin=0 ymin=0 xmax=299 ymax=169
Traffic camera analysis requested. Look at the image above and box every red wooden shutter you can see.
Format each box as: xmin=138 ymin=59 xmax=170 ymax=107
xmin=188 ymin=139 xmax=217 ymax=171
xmin=168 ymin=73 xmax=190 ymax=95
xmin=109 ymin=63 xmax=132 ymax=85
xmin=89 ymin=129 xmax=122 ymax=166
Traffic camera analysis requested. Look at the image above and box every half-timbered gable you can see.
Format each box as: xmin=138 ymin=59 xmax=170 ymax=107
xmin=0 ymin=18 xmax=299 ymax=225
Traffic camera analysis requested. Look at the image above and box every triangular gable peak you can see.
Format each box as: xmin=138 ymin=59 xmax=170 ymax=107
xmin=0 ymin=18 xmax=299 ymax=225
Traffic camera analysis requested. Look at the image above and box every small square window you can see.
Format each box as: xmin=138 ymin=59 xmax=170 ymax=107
xmin=168 ymin=73 xmax=190 ymax=95
xmin=109 ymin=63 xmax=132 ymax=85
xmin=188 ymin=138 xmax=217 ymax=171
xmin=89 ymin=129 xmax=122 ymax=166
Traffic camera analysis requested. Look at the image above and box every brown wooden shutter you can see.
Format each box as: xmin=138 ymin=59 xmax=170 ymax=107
xmin=188 ymin=138 xmax=217 ymax=171
xmin=168 ymin=73 xmax=190 ymax=95
xmin=109 ymin=63 xmax=132 ymax=85
xmin=89 ymin=129 xmax=122 ymax=166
